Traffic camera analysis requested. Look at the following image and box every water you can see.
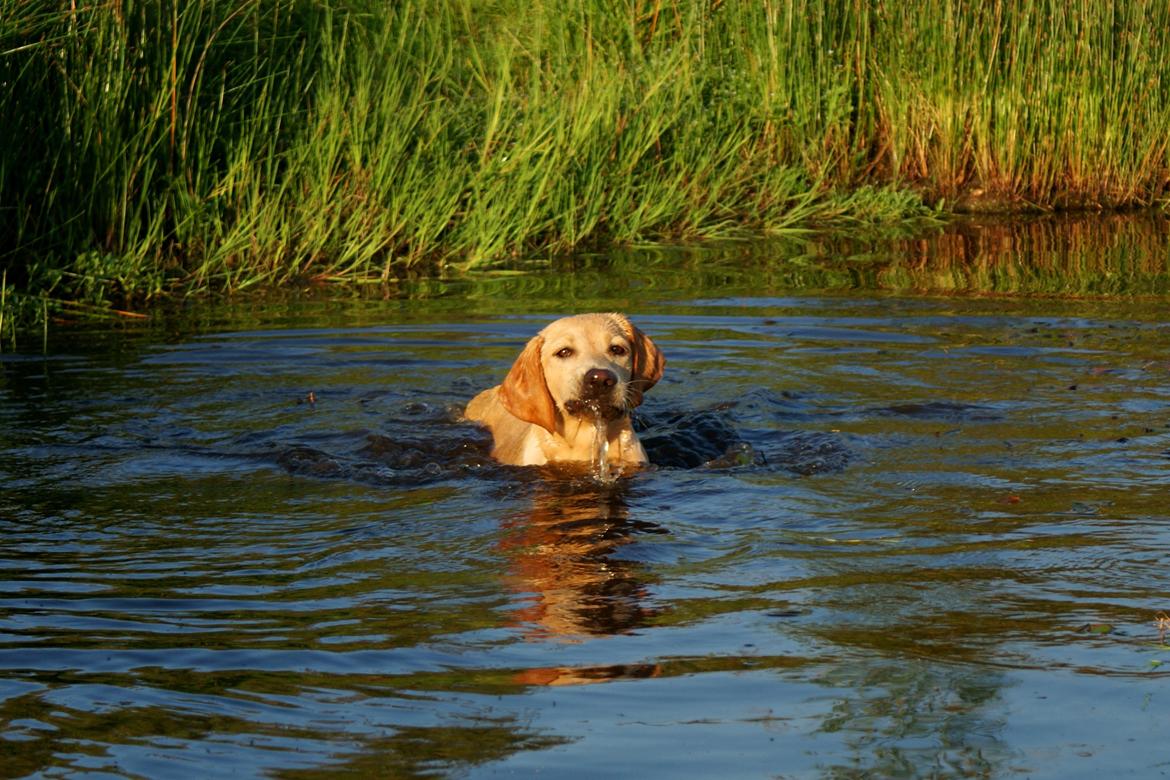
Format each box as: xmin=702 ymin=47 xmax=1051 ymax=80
xmin=2 ymin=216 xmax=1170 ymax=778
xmin=592 ymin=415 xmax=613 ymax=482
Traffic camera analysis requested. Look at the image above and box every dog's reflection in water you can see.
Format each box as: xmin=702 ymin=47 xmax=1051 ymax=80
xmin=501 ymin=471 xmax=665 ymax=685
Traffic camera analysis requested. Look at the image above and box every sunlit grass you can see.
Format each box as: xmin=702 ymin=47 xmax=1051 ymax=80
xmin=2 ymin=0 xmax=1169 ymax=329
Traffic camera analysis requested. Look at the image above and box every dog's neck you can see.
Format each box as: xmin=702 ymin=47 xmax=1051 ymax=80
xmin=536 ymin=413 xmax=642 ymax=465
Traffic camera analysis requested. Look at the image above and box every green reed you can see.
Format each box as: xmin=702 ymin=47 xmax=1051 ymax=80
xmin=2 ymin=0 xmax=1168 ymax=329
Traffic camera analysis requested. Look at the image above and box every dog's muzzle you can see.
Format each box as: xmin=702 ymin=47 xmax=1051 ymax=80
xmin=563 ymin=368 xmax=624 ymax=420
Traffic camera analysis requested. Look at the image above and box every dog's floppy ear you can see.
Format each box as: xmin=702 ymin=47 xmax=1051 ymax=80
xmin=499 ymin=335 xmax=558 ymax=433
xmin=625 ymin=320 xmax=665 ymax=407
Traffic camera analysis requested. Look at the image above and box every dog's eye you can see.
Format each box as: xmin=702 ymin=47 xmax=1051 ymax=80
xmin=554 ymin=347 xmax=574 ymax=359
xmin=608 ymin=344 xmax=628 ymax=357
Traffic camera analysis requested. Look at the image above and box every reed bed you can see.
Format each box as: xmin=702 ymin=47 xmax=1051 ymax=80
xmin=2 ymin=0 xmax=1169 ymax=331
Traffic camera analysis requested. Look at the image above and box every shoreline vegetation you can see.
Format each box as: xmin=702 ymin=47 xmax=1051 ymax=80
xmin=3 ymin=0 xmax=1169 ymax=333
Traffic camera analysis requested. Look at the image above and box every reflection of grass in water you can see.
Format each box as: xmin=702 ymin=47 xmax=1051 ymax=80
xmin=6 ymin=215 xmax=1165 ymax=345
xmin=454 ymin=215 xmax=1170 ymax=301
xmin=873 ymin=216 xmax=1170 ymax=297
xmin=5 ymin=1 xmax=1170 ymax=327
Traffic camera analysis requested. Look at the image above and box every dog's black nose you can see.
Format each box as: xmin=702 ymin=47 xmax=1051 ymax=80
xmin=584 ymin=368 xmax=617 ymax=391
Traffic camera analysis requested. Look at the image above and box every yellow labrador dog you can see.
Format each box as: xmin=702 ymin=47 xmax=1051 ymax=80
xmin=465 ymin=313 xmax=665 ymax=467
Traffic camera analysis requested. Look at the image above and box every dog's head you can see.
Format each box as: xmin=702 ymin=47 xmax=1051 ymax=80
xmin=498 ymin=313 xmax=665 ymax=434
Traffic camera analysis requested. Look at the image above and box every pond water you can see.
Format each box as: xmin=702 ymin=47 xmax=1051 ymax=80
xmin=2 ymin=216 xmax=1169 ymax=778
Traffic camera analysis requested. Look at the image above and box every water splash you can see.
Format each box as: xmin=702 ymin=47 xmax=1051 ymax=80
xmin=593 ymin=415 xmax=612 ymax=482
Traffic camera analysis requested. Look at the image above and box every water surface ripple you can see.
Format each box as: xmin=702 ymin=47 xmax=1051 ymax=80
xmin=1 ymin=290 xmax=1169 ymax=777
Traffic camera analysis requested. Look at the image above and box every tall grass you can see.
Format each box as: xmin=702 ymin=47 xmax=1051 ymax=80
xmin=869 ymin=0 xmax=1170 ymax=209
xmin=2 ymin=0 xmax=1169 ymax=330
